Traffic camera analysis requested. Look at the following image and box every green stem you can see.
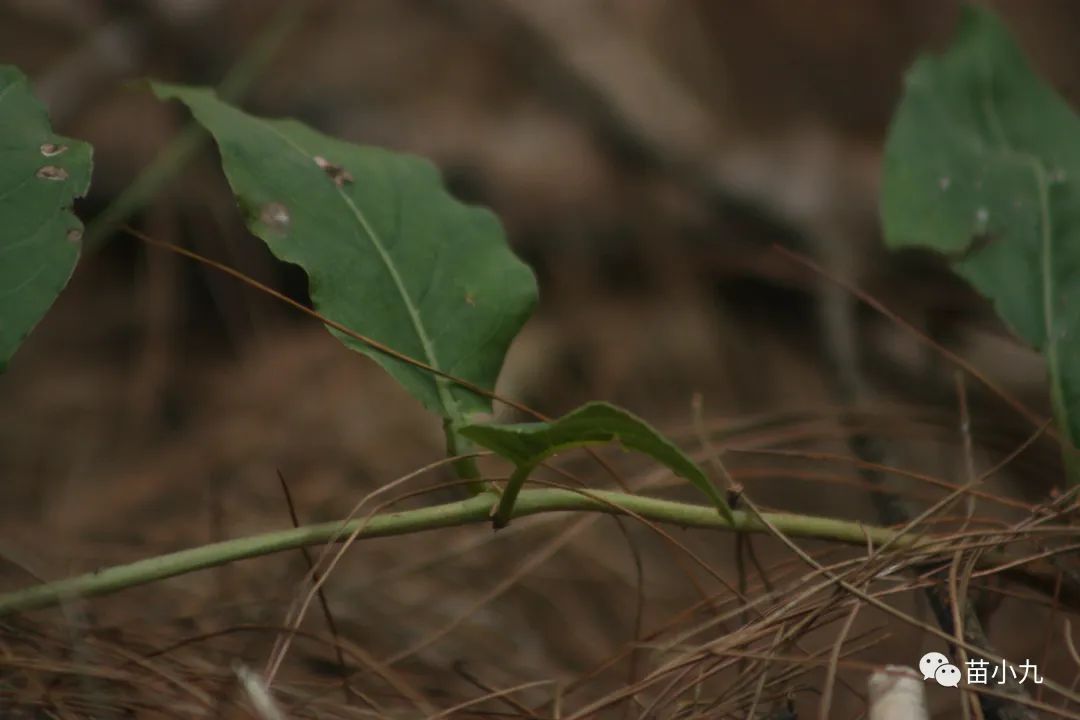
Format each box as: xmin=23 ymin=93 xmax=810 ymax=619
xmin=492 ymin=464 xmax=534 ymax=529
xmin=1030 ymin=158 xmax=1080 ymax=484
xmin=443 ymin=419 xmax=485 ymax=494
xmin=0 ymin=488 xmax=1045 ymax=618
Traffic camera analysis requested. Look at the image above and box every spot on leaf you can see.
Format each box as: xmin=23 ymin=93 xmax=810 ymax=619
xmin=313 ymin=155 xmax=354 ymax=188
xmin=36 ymin=165 xmax=68 ymax=181
xmin=259 ymin=202 xmax=291 ymax=233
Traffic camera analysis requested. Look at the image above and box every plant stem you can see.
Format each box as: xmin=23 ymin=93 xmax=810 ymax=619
xmin=1029 ymin=156 xmax=1080 ymax=485
xmin=442 ymin=419 xmax=485 ymax=494
xmin=492 ymin=464 xmax=534 ymax=528
xmin=0 ymin=488 xmax=1057 ymax=618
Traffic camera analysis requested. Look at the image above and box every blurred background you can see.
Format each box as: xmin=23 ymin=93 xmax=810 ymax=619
xmin=2 ymin=1 xmax=1079 ymax=717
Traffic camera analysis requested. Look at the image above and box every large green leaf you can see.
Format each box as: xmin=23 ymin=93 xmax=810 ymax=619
xmin=881 ymin=7 xmax=1080 ymax=459
xmin=462 ymin=401 xmax=733 ymax=526
xmin=151 ymin=83 xmax=537 ymax=418
xmin=0 ymin=66 xmax=92 ymax=370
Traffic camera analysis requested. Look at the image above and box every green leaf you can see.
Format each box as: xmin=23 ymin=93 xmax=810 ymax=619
xmin=462 ymin=401 xmax=733 ymax=526
xmin=150 ymin=83 xmax=537 ymax=418
xmin=881 ymin=7 xmax=1080 ymax=461
xmin=0 ymin=66 xmax=92 ymax=370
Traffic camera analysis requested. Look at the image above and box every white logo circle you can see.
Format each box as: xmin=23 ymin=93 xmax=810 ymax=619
xmin=918 ymin=651 xmax=949 ymax=681
xmin=935 ymin=663 xmax=962 ymax=687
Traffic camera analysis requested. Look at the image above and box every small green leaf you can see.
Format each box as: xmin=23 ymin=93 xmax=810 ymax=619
xmin=150 ymin=82 xmax=537 ymax=419
xmin=0 ymin=66 xmax=92 ymax=370
xmin=881 ymin=8 xmax=1080 ymax=467
xmin=462 ymin=401 xmax=733 ymax=526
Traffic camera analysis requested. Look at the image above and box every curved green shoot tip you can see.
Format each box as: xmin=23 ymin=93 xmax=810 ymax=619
xmin=461 ymin=401 xmax=733 ymax=528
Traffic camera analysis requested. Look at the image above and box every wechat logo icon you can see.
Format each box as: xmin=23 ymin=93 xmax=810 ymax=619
xmin=920 ymin=651 xmax=961 ymax=687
